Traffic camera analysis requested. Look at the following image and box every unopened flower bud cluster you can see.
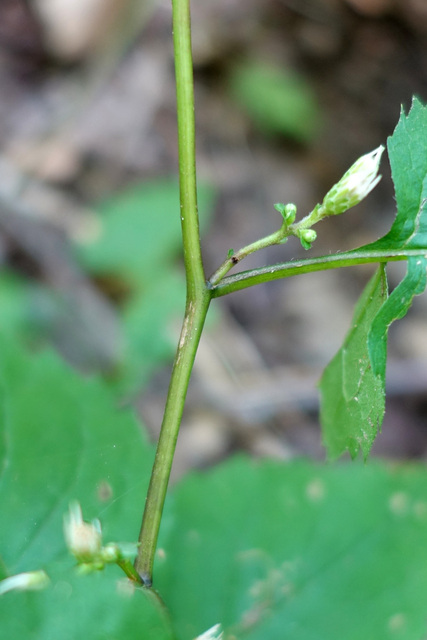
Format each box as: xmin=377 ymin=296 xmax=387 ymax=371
xmin=64 ymin=502 xmax=121 ymax=572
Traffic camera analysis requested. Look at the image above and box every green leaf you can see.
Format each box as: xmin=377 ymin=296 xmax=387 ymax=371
xmin=77 ymin=179 xmax=215 ymax=285
xmin=118 ymin=269 xmax=185 ymax=392
xmin=0 ymin=272 xmax=35 ymax=338
xmin=362 ymin=99 xmax=427 ymax=380
xmin=368 ymin=256 xmax=427 ymax=379
xmin=74 ymin=179 xmax=215 ymax=389
xmin=157 ymin=456 xmax=427 ymax=640
xmin=0 ymin=338 xmax=173 ymax=636
xmin=0 ymin=568 xmax=174 ymax=639
xmin=0 ymin=183 xmax=216 ymax=386
xmin=0 ymin=341 xmax=154 ymax=572
xmin=319 ymin=99 xmax=427 ymax=459
xmin=368 ymin=98 xmax=427 ymax=251
xmin=229 ymin=62 xmax=320 ymax=143
xmin=319 ymin=266 xmax=388 ymax=459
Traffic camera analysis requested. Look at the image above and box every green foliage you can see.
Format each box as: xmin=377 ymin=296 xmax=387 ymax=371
xmin=320 ymin=266 xmax=388 ymax=459
xmin=120 ymin=269 xmax=185 ymax=388
xmin=368 ymin=98 xmax=427 ymax=252
xmin=158 ymin=457 xmax=427 ymax=639
xmin=0 ymin=339 xmax=174 ymax=635
xmin=0 ymin=180 xmax=215 ymax=391
xmin=229 ymin=61 xmax=320 ymax=142
xmin=0 ymin=341 xmax=155 ymax=572
xmin=0 ymin=272 xmax=37 ymax=339
xmin=368 ymin=256 xmax=427 ymax=380
xmin=1 ymin=32 xmax=427 ymax=639
xmin=365 ymin=97 xmax=427 ymax=380
xmin=77 ymin=179 xmax=214 ymax=285
xmin=3 ymin=335 xmax=427 ymax=639
xmin=76 ymin=179 xmax=215 ymax=391
xmin=0 ymin=570 xmax=174 ymax=639
xmin=319 ymin=98 xmax=427 ymax=458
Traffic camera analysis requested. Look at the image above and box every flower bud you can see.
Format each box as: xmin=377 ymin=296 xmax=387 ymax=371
xmin=101 ymin=543 xmax=120 ymax=564
xmin=299 ymin=228 xmax=317 ymax=250
xmin=274 ymin=202 xmax=297 ymax=225
xmin=283 ymin=203 xmax=297 ymax=224
xmin=64 ymin=502 xmax=102 ymax=564
xmin=320 ymin=145 xmax=384 ymax=216
xmin=0 ymin=570 xmax=50 ymax=595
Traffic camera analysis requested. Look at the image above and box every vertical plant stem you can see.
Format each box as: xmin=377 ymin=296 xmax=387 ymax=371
xmin=173 ymin=0 xmax=205 ymax=296
xmin=135 ymin=0 xmax=210 ymax=586
xmin=135 ymin=295 xmax=210 ymax=586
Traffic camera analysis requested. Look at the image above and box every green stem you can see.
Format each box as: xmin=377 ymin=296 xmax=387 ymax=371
xmin=135 ymin=293 xmax=211 ymax=585
xmin=209 ymin=248 xmax=424 ymax=297
xmin=134 ymin=0 xmax=210 ymax=586
xmin=209 ymin=221 xmax=289 ymax=286
xmin=117 ymin=557 xmax=143 ymax=583
xmin=173 ymin=0 xmax=205 ymax=296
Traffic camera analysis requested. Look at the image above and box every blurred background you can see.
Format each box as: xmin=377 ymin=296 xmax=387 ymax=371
xmin=1 ymin=0 xmax=427 ymax=474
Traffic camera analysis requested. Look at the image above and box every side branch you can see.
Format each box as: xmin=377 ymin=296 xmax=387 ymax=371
xmin=208 ymin=249 xmax=427 ymax=297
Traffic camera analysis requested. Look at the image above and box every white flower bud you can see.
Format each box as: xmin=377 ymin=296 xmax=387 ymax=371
xmin=320 ymin=145 xmax=384 ymax=216
xmin=0 ymin=570 xmax=49 ymax=595
xmin=64 ymin=502 xmax=102 ymax=563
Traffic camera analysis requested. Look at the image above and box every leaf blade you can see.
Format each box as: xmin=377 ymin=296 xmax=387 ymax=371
xmin=319 ymin=265 xmax=388 ymax=459
xmin=0 ymin=338 xmax=174 ymax=636
xmin=363 ymin=97 xmax=427 ymax=251
xmin=368 ymin=256 xmax=427 ymax=380
xmin=157 ymin=457 xmax=427 ymax=640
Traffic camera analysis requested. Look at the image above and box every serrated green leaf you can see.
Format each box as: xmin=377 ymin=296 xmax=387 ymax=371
xmin=319 ymin=98 xmax=427 ymax=459
xmin=365 ymin=98 xmax=427 ymax=251
xmin=319 ymin=266 xmax=388 ymax=459
xmin=368 ymin=256 xmax=427 ymax=379
xmin=157 ymin=457 xmax=427 ymax=640
xmin=0 ymin=338 xmax=173 ymax=636
xmin=361 ymin=100 xmax=427 ymax=380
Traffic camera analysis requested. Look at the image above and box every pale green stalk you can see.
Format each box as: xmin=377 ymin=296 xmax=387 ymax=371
xmin=209 ymin=220 xmax=290 ymax=286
